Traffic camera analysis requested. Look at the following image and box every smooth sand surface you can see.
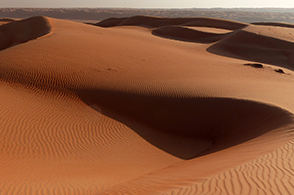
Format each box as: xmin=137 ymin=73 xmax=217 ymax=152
xmin=0 ymin=16 xmax=294 ymax=195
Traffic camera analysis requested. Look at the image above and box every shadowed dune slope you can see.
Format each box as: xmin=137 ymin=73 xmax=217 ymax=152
xmin=95 ymin=15 xmax=248 ymax=30
xmin=0 ymin=16 xmax=51 ymax=51
xmin=79 ymin=89 xmax=294 ymax=160
xmin=207 ymin=25 xmax=294 ymax=70
xmin=152 ymin=26 xmax=231 ymax=43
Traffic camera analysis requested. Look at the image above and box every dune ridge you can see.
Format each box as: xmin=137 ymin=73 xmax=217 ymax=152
xmin=0 ymin=15 xmax=294 ymax=195
xmin=0 ymin=16 xmax=51 ymax=51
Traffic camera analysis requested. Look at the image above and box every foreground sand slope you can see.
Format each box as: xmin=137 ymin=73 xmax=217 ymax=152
xmin=0 ymin=16 xmax=294 ymax=195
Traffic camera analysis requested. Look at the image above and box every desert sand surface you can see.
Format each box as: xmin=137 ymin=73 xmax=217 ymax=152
xmin=0 ymin=14 xmax=294 ymax=195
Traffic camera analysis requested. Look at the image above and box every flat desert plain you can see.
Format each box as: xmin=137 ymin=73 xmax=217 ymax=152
xmin=1 ymin=15 xmax=294 ymax=195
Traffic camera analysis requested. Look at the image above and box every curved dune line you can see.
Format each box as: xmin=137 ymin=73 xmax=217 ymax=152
xmin=152 ymin=26 xmax=231 ymax=43
xmin=207 ymin=25 xmax=294 ymax=70
xmin=95 ymin=15 xmax=248 ymax=30
xmin=0 ymin=16 xmax=51 ymax=51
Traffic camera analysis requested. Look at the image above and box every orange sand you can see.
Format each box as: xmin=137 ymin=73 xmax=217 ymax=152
xmin=0 ymin=15 xmax=294 ymax=195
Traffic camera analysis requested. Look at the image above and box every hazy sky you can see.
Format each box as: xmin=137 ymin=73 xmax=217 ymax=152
xmin=1 ymin=0 xmax=294 ymax=8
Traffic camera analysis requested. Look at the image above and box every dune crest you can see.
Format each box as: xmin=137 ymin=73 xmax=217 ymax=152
xmin=0 ymin=16 xmax=52 ymax=51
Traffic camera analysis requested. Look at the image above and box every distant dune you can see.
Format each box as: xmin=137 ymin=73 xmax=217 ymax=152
xmin=0 ymin=15 xmax=294 ymax=195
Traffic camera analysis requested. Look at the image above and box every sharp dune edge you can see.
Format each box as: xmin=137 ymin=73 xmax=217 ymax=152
xmin=0 ymin=16 xmax=294 ymax=195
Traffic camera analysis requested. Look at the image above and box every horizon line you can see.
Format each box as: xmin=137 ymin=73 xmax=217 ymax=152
xmin=1 ymin=7 xmax=294 ymax=9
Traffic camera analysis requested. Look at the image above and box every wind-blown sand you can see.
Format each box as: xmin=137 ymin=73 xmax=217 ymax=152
xmin=0 ymin=15 xmax=294 ymax=195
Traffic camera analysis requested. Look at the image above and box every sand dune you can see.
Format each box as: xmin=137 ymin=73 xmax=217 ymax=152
xmin=0 ymin=16 xmax=51 ymax=51
xmin=0 ymin=18 xmax=15 ymax=22
xmin=252 ymin=21 xmax=294 ymax=29
xmin=0 ymin=15 xmax=294 ymax=195
xmin=0 ymin=18 xmax=15 ymax=25
xmin=208 ymin=25 xmax=294 ymax=70
xmin=152 ymin=26 xmax=231 ymax=43
xmin=95 ymin=15 xmax=248 ymax=29
xmin=96 ymin=16 xmax=244 ymax=43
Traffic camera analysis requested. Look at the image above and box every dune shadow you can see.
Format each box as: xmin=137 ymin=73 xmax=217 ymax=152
xmin=78 ymin=89 xmax=294 ymax=160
